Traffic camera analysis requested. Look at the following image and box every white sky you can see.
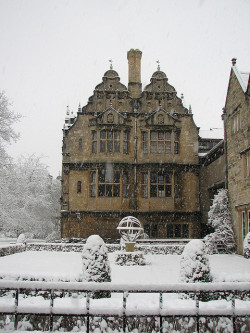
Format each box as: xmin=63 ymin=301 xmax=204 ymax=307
xmin=0 ymin=0 xmax=249 ymax=177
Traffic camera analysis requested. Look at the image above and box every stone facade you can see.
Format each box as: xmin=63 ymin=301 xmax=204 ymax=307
xmin=61 ymin=49 xmax=201 ymax=241
xmin=222 ymin=59 xmax=250 ymax=254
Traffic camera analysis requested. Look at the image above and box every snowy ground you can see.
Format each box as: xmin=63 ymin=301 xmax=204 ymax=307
xmin=0 ymin=251 xmax=249 ymax=283
xmin=0 ymin=251 xmax=249 ymax=332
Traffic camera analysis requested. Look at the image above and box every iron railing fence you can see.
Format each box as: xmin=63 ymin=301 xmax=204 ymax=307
xmin=0 ymin=281 xmax=249 ymax=333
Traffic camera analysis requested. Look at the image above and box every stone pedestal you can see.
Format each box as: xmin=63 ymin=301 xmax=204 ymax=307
xmin=125 ymin=242 xmax=135 ymax=252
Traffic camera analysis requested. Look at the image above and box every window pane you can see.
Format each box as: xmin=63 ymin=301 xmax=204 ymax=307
xmin=150 ymin=185 xmax=157 ymax=197
xmin=123 ymin=141 xmax=128 ymax=154
xmin=77 ymin=181 xmax=81 ymax=193
xmin=167 ymin=224 xmax=174 ymax=238
xmin=158 ymin=142 xmax=164 ymax=153
xmin=98 ymin=185 xmax=105 ymax=197
xmin=107 ymin=131 xmax=113 ymax=139
xmin=142 ymin=185 xmax=148 ymax=198
xmin=166 ymin=131 xmax=171 ymax=140
xmin=166 ymin=141 xmax=171 ymax=153
xmin=166 ymin=185 xmax=172 ymax=197
xmin=151 ymin=172 xmax=157 ymax=183
xmin=158 ymin=174 xmax=164 ymax=184
xmin=107 ymin=141 xmax=113 ymax=152
xmin=183 ymin=224 xmax=189 ymax=238
xmin=98 ymin=169 xmax=105 ymax=183
xmin=144 ymin=224 xmax=150 ymax=236
xmin=158 ymin=132 xmax=164 ymax=140
xmin=175 ymin=224 xmax=181 ymax=238
xmin=100 ymin=141 xmax=105 ymax=152
xmin=151 ymin=142 xmax=157 ymax=153
xmin=113 ymin=185 xmax=120 ymax=197
xmin=158 ymin=185 xmax=164 ymax=197
xmin=100 ymin=130 xmax=106 ymax=139
xmin=114 ymin=141 xmax=120 ymax=152
xmin=151 ymin=131 xmax=157 ymax=140
xmin=114 ymin=171 xmax=120 ymax=183
xmin=114 ymin=131 xmax=120 ymax=139
xmin=143 ymin=173 xmax=148 ymax=184
xmin=106 ymin=184 xmax=112 ymax=197
xmin=174 ymin=142 xmax=179 ymax=154
xmin=91 ymin=171 xmax=96 ymax=183
xmin=152 ymin=224 xmax=158 ymax=237
xmin=92 ymin=141 xmax=97 ymax=153
xmin=165 ymin=173 xmax=172 ymax=184
xmin=92 ymin=131 xmax=97 ymax=140
xmin=124 ymin=132 xmax=128 ymax=140
xmin=143 ymin=142 xmax=148 ymax=153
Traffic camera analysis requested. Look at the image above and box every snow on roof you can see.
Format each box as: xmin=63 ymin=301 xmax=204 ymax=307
xmin=199 ymin=128 xmax=224 ymax=139
xmin=232 ymin=65 xmax=250 ymax=93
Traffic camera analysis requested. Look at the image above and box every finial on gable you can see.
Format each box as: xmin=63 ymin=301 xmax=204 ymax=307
xmin=156 ymin=60 xmax=160 ymax=71
xmin=231 ymin=58 xmax=237 ymax=66
xmin=109 ymin=59 xmax=113 ymax=70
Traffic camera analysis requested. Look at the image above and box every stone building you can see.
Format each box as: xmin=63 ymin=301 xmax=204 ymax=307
xmin=199 ymin=139 xmax=225 ymax=236
xmin=61 ymin=49 xmax=202 ymax=240
xmin=222 ymin=59 xmax=250 ymax=253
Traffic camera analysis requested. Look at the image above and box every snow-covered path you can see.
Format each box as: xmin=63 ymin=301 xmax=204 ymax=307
xmin=0 ymin=251 xmax=249 ymax=283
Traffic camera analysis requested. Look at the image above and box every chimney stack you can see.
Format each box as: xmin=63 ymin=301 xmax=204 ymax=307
xmin=127 ymin=49 xmax=142 ymax=98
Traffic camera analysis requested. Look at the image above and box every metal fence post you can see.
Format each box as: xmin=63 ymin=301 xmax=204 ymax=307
xmin=14 ymin=288 xmax=19 ymax=330
xmin=195 ymin=292 xmax=200 ymax=333
xmin=232 ymin=292 xmax=236 ymax=333
xmin=50 ymin=289 xmax=54 ymax=332
xmin=123 ymin=291 xmax=128 ymax=333
xmin=159 ymin=292 xmax=163 ymax=333
xmin=86 ymin=292 xmax=90 ymax=333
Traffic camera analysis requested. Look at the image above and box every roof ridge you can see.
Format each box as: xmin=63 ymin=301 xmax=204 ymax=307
xmin=232 ymin=65 xmax=250 ymax=93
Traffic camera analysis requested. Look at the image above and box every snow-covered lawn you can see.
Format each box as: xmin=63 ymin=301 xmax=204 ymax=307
xmin=0 ymin=251 xmax=249 ymax=283
xmin=0 ymin=251 xmax=249 ymax=332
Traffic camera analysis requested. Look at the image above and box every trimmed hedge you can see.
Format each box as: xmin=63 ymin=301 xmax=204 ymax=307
xmin=0 ymin=242 xmax=184 ymax=257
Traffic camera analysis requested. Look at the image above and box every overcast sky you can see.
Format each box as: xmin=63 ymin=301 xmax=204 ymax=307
xmin=0 ymin=0 xmax=249 ymax=177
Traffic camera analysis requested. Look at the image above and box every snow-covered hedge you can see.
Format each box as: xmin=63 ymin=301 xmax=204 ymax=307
xmin=0 ymin=244 xmax=25 ymax=257
xmin=115 ymin=251 xmax=147 ymax=266
xmin=82 ymin=235 xmax=111 ymax=298
xmin=0 ymin=242 xmax=185 ymax=257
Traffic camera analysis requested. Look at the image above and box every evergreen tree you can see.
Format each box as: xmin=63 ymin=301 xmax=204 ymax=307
xmin=82 ymin=235 xmax=111 ymax=298
xmin=204 ymin=189 xmax=236 ymax=254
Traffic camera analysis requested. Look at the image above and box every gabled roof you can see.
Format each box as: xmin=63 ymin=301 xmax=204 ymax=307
xmin=145 ymin=105 xmax=179 ymax=121
xmin=96 ymin=103 xmax=126 ymax=119
xmin=232 ymin=65 xmax=250 ymax=93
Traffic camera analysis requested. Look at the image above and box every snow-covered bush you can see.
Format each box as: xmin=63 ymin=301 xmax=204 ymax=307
xmin=81 ymin=235 xmax=111 ymax=298
xmin=204 ymin=189 xmax=236 ymax=254
xmin=16 ymin=233 xmax=26 ymax=244
xmin=180 ymin=239 xmax=211 ymax=284
xmin=115 ymin=251 xmax=147 ymax=266
xmin=243 ymin=232 xmax=250 ymax=259
xmin=180 ymin=240 xmax=211 ymax=301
